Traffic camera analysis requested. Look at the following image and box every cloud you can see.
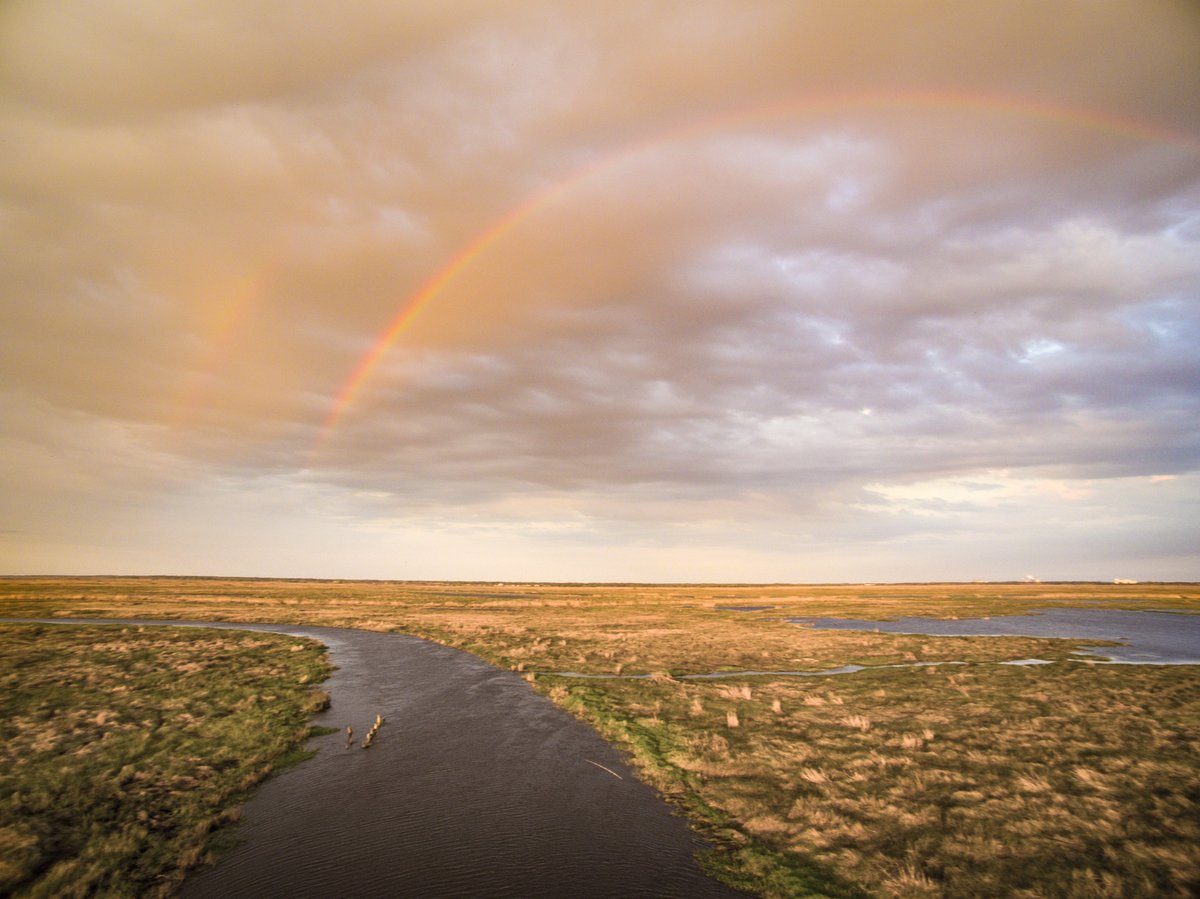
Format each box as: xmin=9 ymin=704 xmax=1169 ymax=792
xmin=2 ymin=0 xmax=1198 ymax=578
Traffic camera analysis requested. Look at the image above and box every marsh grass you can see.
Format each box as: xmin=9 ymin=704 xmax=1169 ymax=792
xmin=547 ymin=664 xmax=1200 ymax=897
xmin=1 ymin=577 xmax=1197 ymax=897
xmin=0 ymin=623 xmax=331 ymax=898
xmin=3 ymin=578 xmax=1192 ymax=683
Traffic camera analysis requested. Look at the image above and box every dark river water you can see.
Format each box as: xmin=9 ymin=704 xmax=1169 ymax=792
xmin=791 ymin=608 xmax=1200 ymax=664
xmin=8 ymin=619 xmax=745 ymax=899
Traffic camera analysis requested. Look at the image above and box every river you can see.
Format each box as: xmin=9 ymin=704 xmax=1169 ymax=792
xmin=7 ymin=618 xmax=745 ymax=898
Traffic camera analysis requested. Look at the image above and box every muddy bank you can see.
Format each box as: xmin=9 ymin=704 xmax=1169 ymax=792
xmin=9 ymin=619 xmax=744 ymax=899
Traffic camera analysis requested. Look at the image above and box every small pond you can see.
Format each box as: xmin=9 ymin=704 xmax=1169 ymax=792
xmin=790 ymin=608 xmax=1200 ymax=664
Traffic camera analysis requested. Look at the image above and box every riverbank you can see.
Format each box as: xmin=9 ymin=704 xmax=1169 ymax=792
xmin=5 ymin=618 xmax=745 ymax=898
xmin=0 ymin=622 xmax=330 ymax=897
xmin=546 ymin=659 xmax=1200 ymax=896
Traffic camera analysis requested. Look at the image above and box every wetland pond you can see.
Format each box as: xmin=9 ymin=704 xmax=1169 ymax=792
xmin=791 ymin=608 xmax=1200 ymax=665
xmin=552 ymin=608 xmax=1200 ymax=684
xmin=15 ymin=619 xmax=744 ymax=899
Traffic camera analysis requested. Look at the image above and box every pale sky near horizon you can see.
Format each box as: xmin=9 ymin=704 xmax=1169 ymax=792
xmin=1 ymin=1 xmax=1198 ymax=582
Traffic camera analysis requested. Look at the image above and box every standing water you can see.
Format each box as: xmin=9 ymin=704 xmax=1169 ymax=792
xmin=791 ymin=608 xmax=1200 ymax=664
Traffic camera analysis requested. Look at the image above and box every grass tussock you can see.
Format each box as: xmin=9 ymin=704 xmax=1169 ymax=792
xmin=0 ymin=623 xmax=331 ymax=898
xmin=546 ymin=664 xmax=1200 ymax=898
xmin=1 ymin=576 xmax=1197 ymax=898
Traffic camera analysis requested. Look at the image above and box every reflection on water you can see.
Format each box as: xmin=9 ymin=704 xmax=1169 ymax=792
xmin=791 ymin=608 xmax=1200 ymax=664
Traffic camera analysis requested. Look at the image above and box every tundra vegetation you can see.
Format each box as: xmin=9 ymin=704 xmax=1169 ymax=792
xmin=0 ymin=622 xmax=331 ymax=898
xmin=1 ymin=577 xmax=1198 ymax=897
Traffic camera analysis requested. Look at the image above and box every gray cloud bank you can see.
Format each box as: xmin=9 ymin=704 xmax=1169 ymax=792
xmin=1 ymin=1 xmax=1198 ymax=579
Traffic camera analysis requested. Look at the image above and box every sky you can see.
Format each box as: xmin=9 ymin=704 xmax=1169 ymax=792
xmin=1 ymin=0 xmax=1198 ymax=583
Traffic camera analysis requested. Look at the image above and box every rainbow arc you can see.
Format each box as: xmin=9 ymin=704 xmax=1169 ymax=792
xmin=313 ymin=89 xmax=1200 ymax=450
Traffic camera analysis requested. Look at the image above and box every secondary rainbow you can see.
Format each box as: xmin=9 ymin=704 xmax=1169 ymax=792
xmin=315 ymin=88 xmax=1200 ymax=448
xmin=170 ymin=260 xmax=279 ymax=436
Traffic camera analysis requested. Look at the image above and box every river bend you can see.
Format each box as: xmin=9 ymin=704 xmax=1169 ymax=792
xmin=8 ymin=618 xmax=744 ymax=899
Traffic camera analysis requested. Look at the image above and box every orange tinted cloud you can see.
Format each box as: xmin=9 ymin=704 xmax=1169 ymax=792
xmin=1 ymin=0 xmax=1197 ymax=579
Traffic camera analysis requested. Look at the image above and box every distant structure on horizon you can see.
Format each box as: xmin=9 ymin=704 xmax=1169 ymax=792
xmin=1113 ymin=578 xmax=1139 ymax=585
xmin=1022 ymin=574 xmax=1041 ymax=583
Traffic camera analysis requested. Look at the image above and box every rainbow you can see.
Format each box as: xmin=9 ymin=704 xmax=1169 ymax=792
xmin=169 ymin=261 xmax=278 ymax=434
xmin=315 ymin=88 xmax=1200 ymax=447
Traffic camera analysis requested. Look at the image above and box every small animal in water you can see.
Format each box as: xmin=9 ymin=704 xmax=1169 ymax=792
xmin=345 ymin=725 xmax=354 ymax=748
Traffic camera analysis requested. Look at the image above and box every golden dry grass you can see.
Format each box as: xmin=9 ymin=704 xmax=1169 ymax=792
xmin=560 ymin=663 xmax=1200 ymax=897
xmin=2 ymin=576 xmax=1198 ymax=897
